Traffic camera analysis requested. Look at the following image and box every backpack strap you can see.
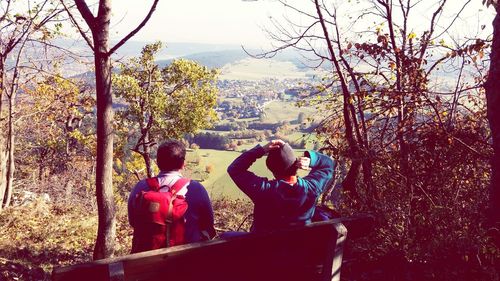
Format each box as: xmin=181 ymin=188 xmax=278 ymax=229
xmin=170 ymin=177 xmax=190 ymax=195
xmin=145 ymin=177 xmax=161 ymax=191
xmin=165 ymin=177 xmax=190 ymax=247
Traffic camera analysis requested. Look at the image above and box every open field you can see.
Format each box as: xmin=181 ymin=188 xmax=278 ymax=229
xmin=188 ymin=88 xmax=320 ymax=200
xmin=285 ymin=131 xmax=319 ymax=150
xmin=186 ymin=148 xmax=271 ymax=200
xmin=220 ymin=58 xmax=310 ymax=81
xmin=217 ymin=97 xmax=245 ymax=105
xmin=261 ymin=100 xmax=317 ymax=124
xmin=187 ymin=147 xmax=310 ymax=200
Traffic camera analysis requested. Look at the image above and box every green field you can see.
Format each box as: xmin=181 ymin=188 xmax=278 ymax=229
xmin=190 ymin=95 xmax=319 ymax=200
xmin=187 ymin=147 xmax=311 ymax=200
xmin=220 ymin=58 xmax=310 ymax=81
xmin=261 ymin=100 xmax=317 ymax=124
xmin=285 ymin=131 xmax=319 ymax=150
xmin=186 ymin=148 xmax=272 ymax=200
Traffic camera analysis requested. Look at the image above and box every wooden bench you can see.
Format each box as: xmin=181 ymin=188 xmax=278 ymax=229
xmin=52 ymin=218 xmax=369 ymax=281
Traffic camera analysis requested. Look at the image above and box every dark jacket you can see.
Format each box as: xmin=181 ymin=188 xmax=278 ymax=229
xmin=128 ymin=171 xmax=216 ymax=243
xmin=227 ymin=145 xmax=335 ymax=232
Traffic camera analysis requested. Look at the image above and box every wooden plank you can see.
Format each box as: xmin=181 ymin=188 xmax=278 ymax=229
xmin=52 ymin=219 xmax=351 ymax=281
xmin=108 ymin=261 xmax=124 ymax=281
xmin=331 ymin=223 xmax=347 ymax=281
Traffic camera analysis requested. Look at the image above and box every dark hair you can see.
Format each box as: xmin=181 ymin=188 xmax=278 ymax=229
xmin=156 ymin=140 xmax=186 ymax=171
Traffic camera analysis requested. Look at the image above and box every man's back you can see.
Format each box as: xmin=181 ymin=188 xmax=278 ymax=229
xmin=227 ymin=143 xmax=335 ymax=232
xmin=128 ymin=171 xmax=215 ymax=250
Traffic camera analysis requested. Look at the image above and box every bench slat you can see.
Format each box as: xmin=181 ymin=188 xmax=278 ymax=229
xmin=53 ymin=219 xmax=349 ymax=281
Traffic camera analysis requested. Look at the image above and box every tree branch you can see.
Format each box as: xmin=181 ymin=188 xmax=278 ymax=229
xmin=60 ymin=0 xmax=94 ymax=50
xmin=109 ymin=0 xmax=160 ymax=55
xmin=73 ymin=0 xmax=95 ymax=26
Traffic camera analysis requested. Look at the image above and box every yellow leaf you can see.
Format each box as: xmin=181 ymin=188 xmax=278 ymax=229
xmin=408 ymin=32 xmax=417 ymax=40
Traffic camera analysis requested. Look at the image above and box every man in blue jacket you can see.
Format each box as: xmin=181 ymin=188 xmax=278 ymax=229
xmin=128 ymin=140 xmax=216 ymax=252
xmin=227 ymin=139 xmax=335 ymax=232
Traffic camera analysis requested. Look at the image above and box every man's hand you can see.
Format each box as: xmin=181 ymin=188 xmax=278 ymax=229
xmin=297 ymin=156 xmax=311 ymax=170
xmin=262 ymin=139 xmax=285 ymax=152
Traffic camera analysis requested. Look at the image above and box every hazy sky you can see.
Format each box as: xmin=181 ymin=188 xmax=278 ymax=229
xmin=108 ymin=0 xmax=495 ymax=48
xmin=111 ymin=0 xmax=279 ymax=47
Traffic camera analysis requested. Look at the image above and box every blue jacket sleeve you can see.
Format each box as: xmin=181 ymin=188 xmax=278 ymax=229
xmin=227 ymin=145 xmax=269 ymax=202
xmin=302 ymin=150 xmax=335 ymax=196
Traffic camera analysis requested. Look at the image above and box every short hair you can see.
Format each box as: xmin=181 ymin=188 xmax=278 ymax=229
xmin=156 ymin=140 xmax=186 ymax=172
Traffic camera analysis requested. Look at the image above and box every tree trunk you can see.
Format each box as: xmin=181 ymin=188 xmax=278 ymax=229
xmin=38 ymin=153 xmax=44 ymax=181
xmin=72 ymin=0 xmax=159 ymax=258
xmin=0 ymin=148 xmax=6 ymax=209
xmin=143 ymin=133 xmax=153 ymax=178
xmin=486 ymin=10 xmax=500 ymax=227
xmin=92 ymin=50 xmax=116 ymax=260
xmin=91 ymin=4 xmax=116 ymax=259
xmin=4 ymin=96 xmax=15 ymax=208
xmin=0 ymin=57 xmax=7 ymax=210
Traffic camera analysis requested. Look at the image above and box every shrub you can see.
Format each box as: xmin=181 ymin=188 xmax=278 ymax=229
xmin=205 ymin=164 xmax=215 ymax=174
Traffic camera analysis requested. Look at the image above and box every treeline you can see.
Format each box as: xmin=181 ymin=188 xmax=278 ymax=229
xmin=186 ymin=133 xmax=230 ymax=150
xmin=212 ymin=122 xmax=282 ymax=132
xmin=211 ymin=121 xmax=248 ymax=131
xmin=248 ymin=122 xmax=281 ymax=131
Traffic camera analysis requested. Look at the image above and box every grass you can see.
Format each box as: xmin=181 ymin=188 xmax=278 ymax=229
xmin=217 ymin=97 xmax=245 ymax=105
xmin=261 ymin=100 xmax=317 ymax=124
xmin=186 ymin=148 xmax=273 ymax=200
xmin=285 ymin=131 xmax=319 ymax=150
xmin=0 ymin=196 xmax=255 ymax=280
xmin=190 ymin=97 xmax=320 ymax=199
xmin=186 ymin=145 xmax=311 ymax=200
xmin=220 ymin=58 xmax=309 ymax=81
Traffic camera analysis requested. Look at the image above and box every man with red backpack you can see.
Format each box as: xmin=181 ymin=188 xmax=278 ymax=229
xmin=128 ymin=140 xmax=216 ymax=253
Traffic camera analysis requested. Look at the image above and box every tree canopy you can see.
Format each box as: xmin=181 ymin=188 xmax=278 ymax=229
xmin=113 ymin=42 xmax=219 ymax=177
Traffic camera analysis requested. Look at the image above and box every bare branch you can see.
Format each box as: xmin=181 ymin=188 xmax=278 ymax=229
xmin=109 ymin=0 xmax=159 ymax=55
xmin=277 ymin=0 xmax=317 ymax=19
xmin=433 ymin=0 xmax=473 ymax=40
xmin=244 ymin=20 xmax=321 ymax=59
xmin=0 ymin=0 xmax=12 ymax=24
xmin=60 ymin=0 xmax=94 ymax=50
xmin=417 ymin=0 xmax=447 ymax=65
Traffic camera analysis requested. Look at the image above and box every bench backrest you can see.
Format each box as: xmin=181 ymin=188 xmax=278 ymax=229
xmin=52 ymin=219 xmax=347 ymax=281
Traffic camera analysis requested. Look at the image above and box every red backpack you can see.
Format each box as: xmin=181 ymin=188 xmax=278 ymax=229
xmin=131 ymin=177 xmax=190 ymax=253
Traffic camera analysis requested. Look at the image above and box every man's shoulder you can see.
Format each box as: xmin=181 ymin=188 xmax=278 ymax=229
xmin=186 ymin=179 xmax=207 ymax=190
xmin=185 ymin=179 xmax=210 ymax=202
xmin=131 ymin=179 xmax=148 ymax=192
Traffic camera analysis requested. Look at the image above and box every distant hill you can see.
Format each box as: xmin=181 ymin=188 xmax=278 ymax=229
xmin=219 ymin=58 xmax=313 ymax=81
xmin=156 ymin=47 xmax=316 ymax=71
xmin=115 ymin=41 xmax=245 ymax=60
xmin=67 ymin=40 xmax=321 ymax=82
xmin=157 ymin=49 xmax=249 ymax=68
xmin=52 ymin=38 xmax=242 ymax=60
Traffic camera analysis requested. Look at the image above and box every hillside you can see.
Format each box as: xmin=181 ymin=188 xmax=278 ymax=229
xmin=154 ymin=45 xmax=314 ymax=71
xmin=157 ymin=49 xmax=249 ymax=68
xmin=70 ymin=41 xmax=317 ymax=84
xmin=219 ymin=58 xmax=312 ymax=81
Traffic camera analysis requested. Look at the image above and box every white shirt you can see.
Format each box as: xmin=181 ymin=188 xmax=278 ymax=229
xmin=157 ymin=170 xmax=189 ymax=196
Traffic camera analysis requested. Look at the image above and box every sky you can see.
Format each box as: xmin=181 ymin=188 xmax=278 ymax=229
xmin=110 ymin=0 xmax=280 ymax=48
xmin=105 ymin=0 xmax=495 ymax=49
